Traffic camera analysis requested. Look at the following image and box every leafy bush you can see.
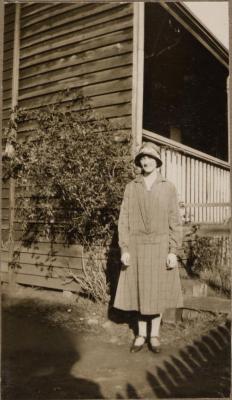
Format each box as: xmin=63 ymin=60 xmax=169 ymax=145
xmin=182 ymin=226 xmax=231 ymax=296
xmin=3 ymin=93 xmax=134 ymax=302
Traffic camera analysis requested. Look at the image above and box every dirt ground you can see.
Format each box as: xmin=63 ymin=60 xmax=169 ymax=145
xmin=1 ymin=284 xmax=231 ymax=399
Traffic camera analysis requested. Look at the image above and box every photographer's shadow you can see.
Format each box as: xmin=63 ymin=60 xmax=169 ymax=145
xmin=2 ymin=297 xmax=104 ymax=399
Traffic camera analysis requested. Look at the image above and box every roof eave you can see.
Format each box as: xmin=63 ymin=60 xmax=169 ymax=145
xmin=160 ymin=2 xmax=229 ymax=69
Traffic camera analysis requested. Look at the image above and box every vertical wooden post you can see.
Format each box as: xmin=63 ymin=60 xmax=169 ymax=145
xmin=177 ymin=152 xmax=182 ymax=201
xmin=0 ymin=2 xmax=4 ymax=250
xmin=8 ymin=3 xmax=20 ymax=285
xmin=132 ymin=2 xmax=144 ymax=157
xmin=166 ymin=149 xmax=171 ymax=182
xmin=185 ymin=157 xmax=189 ymax=222
xmin=215 ymin=167 xmax=219 ymax=223
xmin=205 ymin=163 xmax=208 ymax=222
xmin=227 ymin=76 xmax=230 ymax=163
xmin=225 ymin=169 xmax=228 ymax=221
xmin=182 ymin=155 xmax=186 ymax=215
xmin=227 ymin=74 xmax=232 ymax=232
xmin=202 ymin=162 xmax=207 ymax=223
xmin=160 ymin=147 xmax=166 ymax=176
xmin=223 ymin=170 xmax=226 ymax=222
xmin=219 ymin=169 xmax=223 ymax=222
xmin=195 ymin=160 xmax=199 ymax=223
xmin=190 ymin=158 xmax=195 ymax=222
xmin=198 ymin=161 xmax=203 ymax=223
xmin=210 ymin=164 xmax=214 ymax=223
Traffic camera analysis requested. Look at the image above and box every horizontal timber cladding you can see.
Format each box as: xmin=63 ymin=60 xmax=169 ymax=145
xmin=1 ymin=3 xmax=134 ymax=291
xmin=20 ymin=17 xmax=133 ymax=60
xmin=20 ymin=29 xmax=133 ymax=71
xmin=19 ymin=52 xmax=132 ymax=89
xmin=20 ymin=4 xmax=131 ymax=44
xmin=18 ymin=2 xmax=133 ymax=126
xmin=1 ymin=242 xmax=83 ymax=291
xmin=19 ymin=65 xmax=132 ymax=101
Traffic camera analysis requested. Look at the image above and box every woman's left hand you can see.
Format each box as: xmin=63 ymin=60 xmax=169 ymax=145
xmin=166 ymin=253 xmax=178 ymax=269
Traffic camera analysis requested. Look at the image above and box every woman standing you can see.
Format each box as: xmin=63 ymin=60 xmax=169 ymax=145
xmin=114 ymin=141 xmax=183 ymax=353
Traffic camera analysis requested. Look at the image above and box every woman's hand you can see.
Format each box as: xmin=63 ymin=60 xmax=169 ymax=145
xmin=121 ymin=252 xmax=130 ymax=266
xmin=166 ymin=253 xmax=178 ymax=269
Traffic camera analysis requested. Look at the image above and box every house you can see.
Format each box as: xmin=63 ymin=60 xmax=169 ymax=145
xmin=1 ymin=2 xmax=230 ymax=290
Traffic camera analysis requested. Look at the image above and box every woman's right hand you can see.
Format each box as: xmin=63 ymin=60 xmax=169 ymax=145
xmin=121 ymin=252 xmax=130 ymax=266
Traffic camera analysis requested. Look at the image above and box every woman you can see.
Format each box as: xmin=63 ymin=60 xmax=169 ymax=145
xmin=114 ymin=141 xmax=183 ymax=353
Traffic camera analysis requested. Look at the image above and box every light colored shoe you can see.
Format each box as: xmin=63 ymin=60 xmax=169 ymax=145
xmin=149 ymin=336 xmax=161 ymax=353
xmin=130 ymin=335 xmax=146 ymax=353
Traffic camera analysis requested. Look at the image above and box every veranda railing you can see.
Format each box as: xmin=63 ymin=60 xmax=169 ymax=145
xmin=143 ymin=129 xmax=231 ymax=224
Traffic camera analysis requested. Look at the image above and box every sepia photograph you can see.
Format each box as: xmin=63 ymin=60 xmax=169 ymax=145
xmin=1 ymin=1 xmax=231 ymax=399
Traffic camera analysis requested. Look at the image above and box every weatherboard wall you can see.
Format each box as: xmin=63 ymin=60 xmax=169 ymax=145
xmin=2 ymin=3 xmax=134 ymax=290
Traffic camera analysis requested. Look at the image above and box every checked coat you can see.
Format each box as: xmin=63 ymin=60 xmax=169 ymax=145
xmin=114 ymin=172 xmax=183 ymax=315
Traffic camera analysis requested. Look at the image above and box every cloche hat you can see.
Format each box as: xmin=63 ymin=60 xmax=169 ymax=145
xmin=134 ymin=142 xmax=162 ymax=168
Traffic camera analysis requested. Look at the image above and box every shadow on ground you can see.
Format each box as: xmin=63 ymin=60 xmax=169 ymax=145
xmin=2 ymin=293 xmax=231 ymax=399
xmin=2 ymin=296 xmax=104 ymax=400
xmin=117 ymin=320 xmax=231 ymax=399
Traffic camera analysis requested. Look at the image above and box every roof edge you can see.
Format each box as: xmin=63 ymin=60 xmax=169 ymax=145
xmin=160 ymin=2 xmax=229 ymax=68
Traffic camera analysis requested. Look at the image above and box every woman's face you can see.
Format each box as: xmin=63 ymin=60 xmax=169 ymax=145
xmin=140 ymin=155 xmax=157 ymax=174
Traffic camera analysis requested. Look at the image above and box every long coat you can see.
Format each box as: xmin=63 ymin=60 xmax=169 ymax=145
xmin=114 ymin=172 xmax=183 ymax=315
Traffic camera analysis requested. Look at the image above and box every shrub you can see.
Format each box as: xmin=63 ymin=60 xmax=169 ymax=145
xmin=182 ymin=226 xmax=231 ymax=296
xmin=3 ymin=93 xmax=134 ymax=302
xmin=65 ymin=246 xmax=111 ymax=304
